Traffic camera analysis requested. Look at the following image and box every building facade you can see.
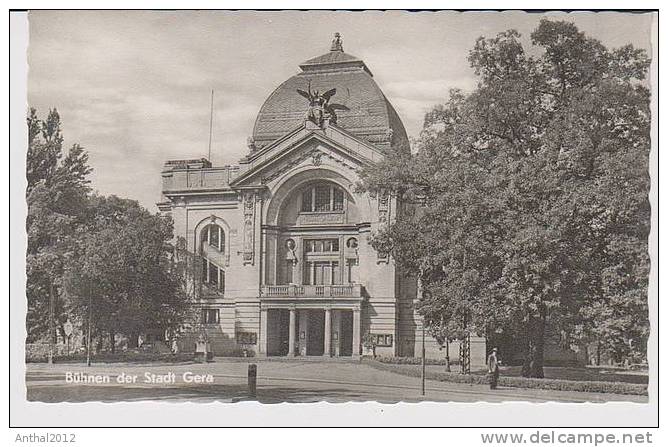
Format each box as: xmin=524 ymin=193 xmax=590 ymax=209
xmin=159 ymin=35 xmax=487 ymax=363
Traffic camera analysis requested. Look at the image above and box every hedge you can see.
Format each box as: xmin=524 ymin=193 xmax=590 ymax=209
xmin=365 ymin=359 xmax=648 ymax=396
xmin=26 ymin=349 xmax=194 ymax=364
xmin=375 ymin=356 xmax=460 ymax=366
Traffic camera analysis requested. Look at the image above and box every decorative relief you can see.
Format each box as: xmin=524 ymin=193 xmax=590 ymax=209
xmin=297 ymin=211 xmax=345 ymax=226
xmin=259 ymin=147 xmax=357 ymax=185
xmin=242 ymin=191 xmax=256 ymax=265
xmin=377 ymin=189 xmax=390 ymax=264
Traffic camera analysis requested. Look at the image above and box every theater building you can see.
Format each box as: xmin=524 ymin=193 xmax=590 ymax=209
xmin=158 ymin=35 xmax=488 ymax=363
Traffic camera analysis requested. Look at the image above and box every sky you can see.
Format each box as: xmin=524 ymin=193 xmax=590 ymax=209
xmin=27 ymin=10 xmax=655 ymax=211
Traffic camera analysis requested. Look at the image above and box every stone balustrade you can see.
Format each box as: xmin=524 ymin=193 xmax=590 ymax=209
xmin=261 ymin=284 xmax=362 ymax=299
xmin=162 ymin=159 xmax=240 ymax=192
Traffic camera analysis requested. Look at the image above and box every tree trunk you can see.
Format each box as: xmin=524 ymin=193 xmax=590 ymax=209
xmin=596 ymin=340 xmax=601 ymax=366
xmin=110 ymin=330 xmax=116 ymax=354
xmin=521 ymin=316 xmax=545 ymax=378
xmin=128 ymin=333 xmax=139 ymax=349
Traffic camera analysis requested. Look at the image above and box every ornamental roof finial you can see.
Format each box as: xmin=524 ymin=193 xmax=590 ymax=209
xmin=330 ymin=32 xmax=343 ymax=52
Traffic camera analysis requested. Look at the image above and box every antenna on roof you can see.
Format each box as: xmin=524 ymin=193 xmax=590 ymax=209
xmin=207 ymin=89 xmax=214 ymax=162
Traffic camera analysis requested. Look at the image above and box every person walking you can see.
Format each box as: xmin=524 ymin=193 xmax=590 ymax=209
xmin=487 ymin=347 xmax=501 ymax=390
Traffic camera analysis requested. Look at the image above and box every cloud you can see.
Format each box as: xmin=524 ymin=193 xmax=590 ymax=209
xmin=27 ymin=10 xmax=654 ymax=211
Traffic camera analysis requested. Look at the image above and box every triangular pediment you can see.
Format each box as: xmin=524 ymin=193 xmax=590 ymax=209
xmin=231 ymin=124 xmax=385 ymax=187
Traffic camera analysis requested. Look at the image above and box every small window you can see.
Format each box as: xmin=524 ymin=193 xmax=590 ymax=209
xmin=374 ymin=334 xmax=393 ymax=347
xmin=305 ymin=239 xmax=339 ymax=253
xmin=209 ymin=262 xmax=219 ymax=286
xmin=202 ymin=308 xmax=220 ymax=324
xmin=201 ymin=259 xmax=225 ymax=292
xmin=237 ymin=332 xmax=257 ymax=345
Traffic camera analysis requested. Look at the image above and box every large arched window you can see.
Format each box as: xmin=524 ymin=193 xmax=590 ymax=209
xmin=301 ymin=183 xmax=345 ymax=213
xmin=201 ymin=223 xmax=225 ymax=293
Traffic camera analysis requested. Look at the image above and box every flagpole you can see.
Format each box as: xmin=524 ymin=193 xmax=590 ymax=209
xmin=208 ymin=89 xmax=214 ymax=161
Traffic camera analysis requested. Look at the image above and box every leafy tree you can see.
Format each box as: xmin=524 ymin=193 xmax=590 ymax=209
xmin=361 ymin=20 xmax=650 ymax=377
xmin=26 ymin=108 xmax=92 ymax=343
xmin=63 ymin=195 xmax=191 ymax=351
xmin=27 ymin=108 xmax=194 ymax=356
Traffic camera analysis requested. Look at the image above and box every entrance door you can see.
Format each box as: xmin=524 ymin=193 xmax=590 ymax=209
xmin=339 ymin=310 xmax=353 ymax=356
xmin=307 ymin=310 xmax=325 ymax=356
xmin=267 ymin=309 xmax=291 ymax=356
xmin=278 ymin=309 xmax=290 ymax=356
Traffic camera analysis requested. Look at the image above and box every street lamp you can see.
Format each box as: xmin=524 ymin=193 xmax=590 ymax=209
xmin=418 ymin=272 xmax=428 ymax=397
xmin=86 ymin=281 xmax=92 ymax=367
xmin=48 ymin=281 xmax=55 ymax=365
xmin=421 ymin=316 xmax=426 ymax=396
xmin=440 ymin=315 xmax=451 ymax=372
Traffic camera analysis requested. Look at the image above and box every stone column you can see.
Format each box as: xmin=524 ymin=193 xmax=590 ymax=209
xmin=352 ymin=306 xmax=361 ymax=358
xmin=332 ymin=310 xmax=341 ymax=357
xmin=259 ymin=307 xmax=268 ymax=357
xmin=324 ymin=308 xmax=332 ymax=357
xmin=288 ymin=308 xmax=296 ymax=357
xmin=298 ymin=309 xmax=309 ymax=356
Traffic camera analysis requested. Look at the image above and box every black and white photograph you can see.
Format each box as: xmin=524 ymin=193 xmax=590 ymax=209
xmin=8 ymin=6 xmax=660 ymax=435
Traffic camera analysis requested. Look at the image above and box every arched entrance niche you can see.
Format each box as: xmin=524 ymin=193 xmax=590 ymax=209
xmin=263 ymin=167 xmax=369 ymax=287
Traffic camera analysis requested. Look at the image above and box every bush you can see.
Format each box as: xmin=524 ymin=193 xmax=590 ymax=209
xmin=375 ymin=356 xmax=460 ymax=366
xmin=25 ymin=346 xmax=193 ymax=364
xmin=25 ymin=343 xmax=71 ymax=362
xmin=629 ymin=363 xmax=649 ymax=371
xmin=365 ymin=359 xmax=648 ymax=395
xmin=229 ymin=347 xmax=256 ymax=358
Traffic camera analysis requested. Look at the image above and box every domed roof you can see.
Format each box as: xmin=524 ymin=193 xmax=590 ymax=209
xmin=251 ymin=34 xmax=408 ymax=153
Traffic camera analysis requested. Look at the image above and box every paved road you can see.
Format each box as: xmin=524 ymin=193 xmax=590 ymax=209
xmin=25 ymin=358 xmax=648 ymax=403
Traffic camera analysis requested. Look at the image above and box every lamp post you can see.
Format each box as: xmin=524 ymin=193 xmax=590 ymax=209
xmin=86 ymin=282 xmax=92 ymax=367
xmin=421 ymin=317 xmax=426 ymax=396
xmin=440 ymin=315 xmax=451 ymax=372
xmin=48 ymin=281 xmax=55 ymax=364
xmin=417 ymin=268 xmax=426 ymax=396
xmin=445 ymin=337 xmax=451 ymax=372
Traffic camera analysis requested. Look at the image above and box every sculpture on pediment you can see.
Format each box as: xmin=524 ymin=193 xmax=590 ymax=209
xmin=331 ymin=32 xmax=343 ymax=52
xmin=297 ymin=81 xmax=349 ymax=127
xmin=247 ymin=136 xmax=257 ymax=152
